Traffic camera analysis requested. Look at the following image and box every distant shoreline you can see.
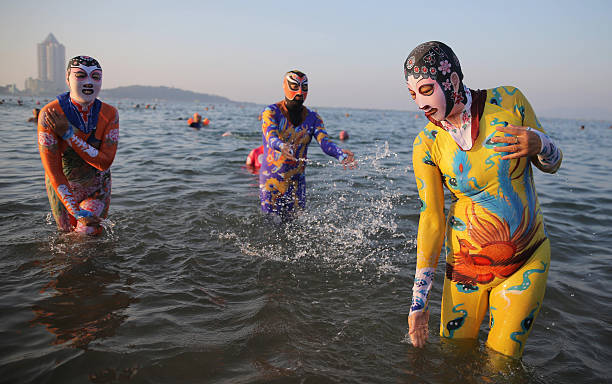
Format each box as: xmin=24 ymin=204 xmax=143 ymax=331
xmin=1 ymin=89 xmax=610 ymax=122
xmin=100 ymin=85 xmax=241 ymax=104
xmin=0 ymin=84 xmax=247 ymax=105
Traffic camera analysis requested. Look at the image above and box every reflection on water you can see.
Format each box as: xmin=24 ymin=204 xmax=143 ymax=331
xmin=399 ymin=337 xmax=543 ymax=383
xmin=28 ymin=239 xmax=136 ymax=350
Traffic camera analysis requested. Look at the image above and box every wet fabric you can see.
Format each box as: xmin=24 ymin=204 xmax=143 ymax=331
xmin=38 ymin=98 xmax=119 ymax=234
xmin=410 ymin=86 xmax=560 ymax=357
xmin=259 ymin=101 xmax=344 ymax=219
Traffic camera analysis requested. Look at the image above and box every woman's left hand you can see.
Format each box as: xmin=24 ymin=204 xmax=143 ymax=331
xmin=44 ymin=108 xmax=70 ymax=138
xmin=341 ymin=149 xmax=357 ymax=169
xmin=492 ymin=124 xmax=542 ymax=160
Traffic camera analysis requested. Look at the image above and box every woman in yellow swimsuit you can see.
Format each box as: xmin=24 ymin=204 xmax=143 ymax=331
xmin=404 ymin=41 xmax=562 ymax=358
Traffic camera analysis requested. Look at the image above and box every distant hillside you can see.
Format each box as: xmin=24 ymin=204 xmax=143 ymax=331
xmin=101 ymin=85 xmax=235 ymax=103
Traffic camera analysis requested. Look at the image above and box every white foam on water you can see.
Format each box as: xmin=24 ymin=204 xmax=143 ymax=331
xmin=99 ymin=218 xmax=117 ymax=239
xmin=225 ymin=141 xmax=411 ymax=276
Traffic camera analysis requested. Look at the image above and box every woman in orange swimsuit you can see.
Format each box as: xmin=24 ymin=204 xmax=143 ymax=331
xmin=38 ymin=56 xmax=119 ymax=235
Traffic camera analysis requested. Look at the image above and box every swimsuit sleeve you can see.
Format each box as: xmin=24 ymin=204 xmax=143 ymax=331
xmin=37 ymin=105 xmax=86 ymax=219
xmin=62 ymin=105 xmax=119 ymax=171
xmin=312 ymin=113 xmax=345 ymax=160
xmin=410 ymin=130 xmax=446 ymax=315
xmin=513 ymin=88 xmax=562 ymax=173
xmin=261 ymin=106 xmax=284 ymax=152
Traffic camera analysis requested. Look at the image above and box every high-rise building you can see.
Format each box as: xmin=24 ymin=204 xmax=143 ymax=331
xmin=34 ymin=33 xmax=66 ymax=93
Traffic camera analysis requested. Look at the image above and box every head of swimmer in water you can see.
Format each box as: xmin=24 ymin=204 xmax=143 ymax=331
xmin=283 ymin=70 xmax=308 ymax=108
xmin=66 ymin=56 xmax=102 ymax=105
xmin=403 ymin=41 xmax=466 ymax=123
xmin=193 ymin=113 xmax=202 ymax=123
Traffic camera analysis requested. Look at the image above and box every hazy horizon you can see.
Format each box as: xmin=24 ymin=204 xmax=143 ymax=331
xmin=2 ymin=0 xmax=611 ymax=120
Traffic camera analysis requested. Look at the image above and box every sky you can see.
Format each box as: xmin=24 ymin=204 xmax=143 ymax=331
xmin=1 ymin=0 xmax=611 ymax=120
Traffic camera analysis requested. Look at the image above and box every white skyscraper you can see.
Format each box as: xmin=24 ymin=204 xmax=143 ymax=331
xmin=37 ymin=33 xmax=66 ymax=91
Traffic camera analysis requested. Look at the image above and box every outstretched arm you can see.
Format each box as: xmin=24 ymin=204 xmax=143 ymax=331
xmin=409 ymin=133 xmax=446 ymax=347
xmin=312 ymin=114 xmax=356 ymax=168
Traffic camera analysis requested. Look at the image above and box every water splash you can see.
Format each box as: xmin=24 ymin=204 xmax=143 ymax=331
xmin=220 ymin=141 xmax=411 ymax=276
xmin=99 ymin=218 xmax=117 ymax=239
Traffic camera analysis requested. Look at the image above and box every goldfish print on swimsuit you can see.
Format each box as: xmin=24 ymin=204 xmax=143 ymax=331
xmin=38 ymin=95 xmax=119 ymax=234
xmin=411 ymin=86 xmax=559 ymax=358
xmin=259 ymin=101 xmax=344 ymax=218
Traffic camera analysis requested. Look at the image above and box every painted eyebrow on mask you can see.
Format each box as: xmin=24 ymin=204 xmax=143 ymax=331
xmin=416 ymin=77 xmax=434 ymax=85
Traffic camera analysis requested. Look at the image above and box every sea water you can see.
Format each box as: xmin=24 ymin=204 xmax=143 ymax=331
xmin=0 ymin=97 xmax=610 ymax=383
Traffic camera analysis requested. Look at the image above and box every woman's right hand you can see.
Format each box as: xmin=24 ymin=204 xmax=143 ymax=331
xmin=408 ymin=310 xmax=429 ymax=347
xmin=280 ymin=143 xmax=297 ymax=162
xmin=45 ymin=108 xmax=70 ymax=138
xmin=340 ymin=149 xmax=357 ymax=169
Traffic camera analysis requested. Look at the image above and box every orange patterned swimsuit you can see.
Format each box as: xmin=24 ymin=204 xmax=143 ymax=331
xmin=37 ymin=96 xmax=119 ymax=235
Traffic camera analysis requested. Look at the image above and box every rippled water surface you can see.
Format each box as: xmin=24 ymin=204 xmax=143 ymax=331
xmin=1 ymin=97 xmax=611 ymax=383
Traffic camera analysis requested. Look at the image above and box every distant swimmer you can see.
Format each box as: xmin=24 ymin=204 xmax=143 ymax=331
xmin=37 ymin=55 xmax=119 ymax=235
xmin=339 ymin=130 xmax=349 ymax=140
xmin=188 ymin=113 xmax=203 ymax=128
xmin=187 ymin=114 xmax=210 ymax=128
xmin=259 ymin=70 xmax=356 ymax=220
xmin=28 ymin=108 xmax=40 ymax=123
xmin=246 ymin=145 xmax=264 ymax=173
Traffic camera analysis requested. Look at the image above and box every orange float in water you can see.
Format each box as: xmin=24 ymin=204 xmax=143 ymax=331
xmin=202 ymin=118 xmax=210 ymax=126
xmin=246 ymin=145 xmax=264 ymax=170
